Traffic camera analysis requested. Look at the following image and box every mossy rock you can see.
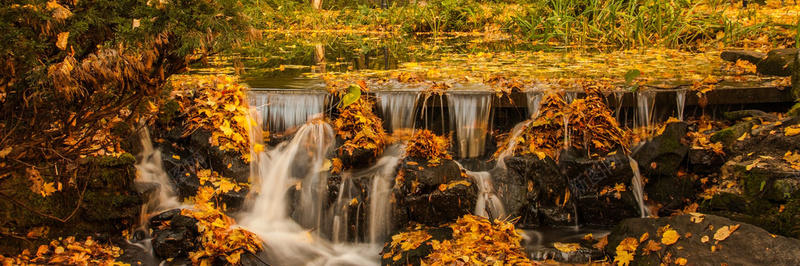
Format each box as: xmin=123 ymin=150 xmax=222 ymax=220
xmin=709 ymin=121 xmax=753 ymax=145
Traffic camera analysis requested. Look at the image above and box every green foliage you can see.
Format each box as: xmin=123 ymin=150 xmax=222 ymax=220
xmin=0 ymin=0 xmax=250 ymax=182
xmin=340 ymin=84 xmax=362 ymax=108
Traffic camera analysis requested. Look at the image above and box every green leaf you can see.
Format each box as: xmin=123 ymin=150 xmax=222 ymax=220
xmin=624 ymin=69 xmax=641 ymax=85
xmin=340 ymin=84 xmax=362 ymax=108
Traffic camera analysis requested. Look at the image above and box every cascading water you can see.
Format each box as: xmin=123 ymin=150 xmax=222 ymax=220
xmin=447 ymin=92 xmax=493 ymax=158
xmin=636 ymin=90 xmax=656 ymax=130
xmin=526 ymin=91 xmax=543 ymax=119
xmin=134 ymin=127 xmax=180 ymax=218
xmin=627 ymin=156 xmax=650 ymax=218
xmin=676 ymin=90 xmax=686 ymax=121
xmin=249 ymin=91 xmax=327 ymax=133
xmin=564 ymin=91 xmax=578 ymax=104
xmin=496 ymin=121 xmax=531 ymax=169
xmin=469 ymin=171 xmax=507 ymax=219
xmin=375 ymin=91 xmax=420 ymax=132
xmin=240 ymin=116 xmax=403 ymax=265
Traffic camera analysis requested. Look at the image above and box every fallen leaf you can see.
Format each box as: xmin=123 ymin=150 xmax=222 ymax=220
xmin=553 ymin=242 xmax=581 ymax=253
xmin=56 ymin=32 xmax=69 ymax=50
xmin=714 ymin=224 xmax=740 ymax=242
xmin=661 ymin=229 xmax=679 ymax=245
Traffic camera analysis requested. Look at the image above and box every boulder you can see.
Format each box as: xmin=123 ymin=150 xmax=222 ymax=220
xmin=793 ymin=49 xmax=800 ymax=97
xmin=391 ymin=157 xmax=477 ymax=227
xmin=632 ymin=122 xmax=689 ymax=176
xmin=720 ymin=50 xmax=766 ymax=65
xmin=495 ymin=154 xmax=575 ymax=227
xmin=756 ymin=48 xmax=797 ymax=77
xmin=709 ymin=120 xmax=754 ymax=146
xmin=605 ymin=214 xmax=800 ymax=265
xmin=149 ymin=209 xmax=201 ymax=259
xmin=560 ymin=150 xmax=642 ymax=227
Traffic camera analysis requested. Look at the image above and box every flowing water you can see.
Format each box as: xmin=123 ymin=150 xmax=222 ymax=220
xmin=447 ymin=92 xmax=493 ymax=158
xmin=375 ymin=91 xmax=420 ymax=132
xmin=636 ymin=90 xmax=657 ymax=130
xmin=496 ymin=120 xmax=531 ymax=169
xmin=134 ymin=127 xmax=180 ymax=220
xmin=250 ymin=91 xmax=327 ymax=133
xmin=526 ymin=91 xmax=543 ymax=119
xmin=676 ymin=90 xmax=686 ymax=121
xmin=628 ymin=156 xmax=650 ymax=218
xmin=469 ymin=171 xmax=507 ymax=220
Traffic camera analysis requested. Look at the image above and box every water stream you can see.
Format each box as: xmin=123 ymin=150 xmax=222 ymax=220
xmin=375 ymin=91 xmax=420 ymax=132
xmin=636 ymin=90 xmax=657 ymax=130
xmin=526 ymin=91 xmax=543 ymax=119
xmin=676 ymin=90 xmax=686 ymax=121
xmin=628 ymin=156 xmax=650 ymax=218
xmin=469 ymin=171 xmax=507 ymax=220
xmin=133 ymin=127 xmax=180 ymax=220
xmin=447 ymin=92 xmax=493 ymax=158
xmin=250 ymin=91 xmax=327 ymax=133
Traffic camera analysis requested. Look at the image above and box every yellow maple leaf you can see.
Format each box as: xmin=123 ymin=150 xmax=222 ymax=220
xmin=713 ymin=224 xmax=740 ymax=242
xmin=617 ymin=237 xmax=639 ymax=252
xmin=614 ymin=250 xmax=634 ymax=266
xmin=661 ymin=229 xmax=679 ymax=245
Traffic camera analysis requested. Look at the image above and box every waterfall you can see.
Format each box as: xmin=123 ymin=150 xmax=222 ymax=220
xmin=496 ymin=120 xmax=531 ymax=169
xmin=375 ymin=91 xmax=420 ymax=132
xmin=636 ymin=90 xmax=656 ymax=130
xmin=447 ymin=92 xmax=493 ymax=158
xmin=628 ymin=156 xmax=650 ymax=218
xmin=676 ymin=90 xmax=686 ymax=121
xmin=249 ymin=91 xmax=327 ymax=133
xmin=564 ymin=91 xmax=578 ymax=104
xmin=134 ymin=127 xmax=180 ymax=220
xmin=469 ymin=171 xmax=507 ymax=219
xmin=526 ymin=91 xmax=543 ymax=119
xmin=366 ymin=145 xmax=405 ymax=245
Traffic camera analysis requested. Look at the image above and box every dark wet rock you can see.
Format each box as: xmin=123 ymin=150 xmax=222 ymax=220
xmin=688 ymin=149 xmax=725 ymax=174
xmin=632 ymin=122 xmax=689 ymax=176
xmin=793 ymin=50 xmax=800 ymax=97
xmin=720 ymin=50 xmax=766 ymax=65
xmin=709 ymin=120 xmax=754 ymax=145
xmin=391 ymin=157 xmax=476 ymax=227
xmin=560 ymin=150 xmax=642 ymax=227
xmin=337 ymin=146 xmax=382 ymax=169
xmin=698 ymin=156 xmax=800 ymax=238
xmin=723 ymin=109 xmax=779 ymax=122
xmin=174 ymin=171 xmax=249 ymax=212
xmin=605 ymin=214 xmax=800 ymax=265
xmin=646 ymin=175 xmax=696 ymax=217
xmin=149 ymin=209 xmax=201 ymax=259
xmin=380 ymin=227 xmax=454 ymax=266
xmin=495 ymin=154 xmax=575 ymax=227
xmin=757 ymin=48 xmax=798 ymax=76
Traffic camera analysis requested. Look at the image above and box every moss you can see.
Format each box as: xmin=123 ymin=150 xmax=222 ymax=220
xmin=119 ymin=152 xmax=136 ymax=165
xmin=742 ymin=171 xmax=769 ymax=198
xmin=157 ymin=99 xmax=181 ymax=124
xmin=111 ymin=121 xmax=133 ymax=137
xmin=700 ymin=192 xmax=747 ymax=213
xmin=709 ymin=127 xmax=735 ymax=143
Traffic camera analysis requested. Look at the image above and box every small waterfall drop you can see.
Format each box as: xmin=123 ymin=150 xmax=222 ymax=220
xmin=564 ymin=91 xmax=578 ymax=104
xmin=376 ymin=91 xmax=420 ymax=132
xmin=636 ymin=90 xmax=656 ymax=130
xmin=628 ymin=156 xmax=650 ymax=218
xmin=250 ymin=91 xmax=327 ymax=133
xmin=526 ymin=91 xmax=543 ymax=119
xmin=447 ymin=92 xmax=493 ymax=158
xmin=496 ymin=120 xmax=531 ymax=169
xmin=676 ymin=90 xmax=686 ymax=121
xmin=469 ymin=171 xmax=507 ymax=219
xmin=134 ymin=127 xmax=180 ymax=218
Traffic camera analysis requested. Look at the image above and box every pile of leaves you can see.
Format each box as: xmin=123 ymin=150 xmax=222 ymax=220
xmin=404 ymin=130 xmax=452 ymax=163
xmin=332 ymin=84 xmax=387 ymax=158
xmin=182 ymin=186 xmax=263 ymax=265
xmin=168 ymin=74 xmax=256 ymax=162
xmin=0 ymin=236 xmax=123 ymax=265
xmin=424 ymin=215 xmax=532 ymax=265
xmin=495 ymin=87 xmax=629 ymax=159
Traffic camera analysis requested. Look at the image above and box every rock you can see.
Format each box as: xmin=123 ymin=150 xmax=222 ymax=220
xmin=632 ymin=122 xmax=689 ymax=176
xmin=497 ymin=154 xmax=575 ymax=227
xmin=756 ymin=48 xmax=798 ymax=76
xmin=709 ymin=120 xmax=754 ymax=145
xmin=150 ymin=210 xmax=201 ymax=259
xmin=337 ymin=146 xmax=382 ymax=169
xmin=391 ymin=157 xmax=477 ymax=227
xmin=605 ymin=214 xmax=800 ymax=265
xmin=688 ymin=148 xmax=725 ymax=174
xmin=720 ymin=50 xmax=766 ymax=65
xmin=381 ymin=227 xmax=454 ymax=266
xmin=560 ymin=150 xmax=642 ymax=227
xmin=793 ymin=50 xmax=800 ymax=97
xmin=645 ymin=175 xmax=696 ymax=217
xmin=723 ymin=109 xmax=779 ymax=122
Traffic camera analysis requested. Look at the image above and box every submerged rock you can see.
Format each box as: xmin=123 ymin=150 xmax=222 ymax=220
xmin=720 ymin=50 xmax=766 ymax=65
xmin=605 ymin=214 xmax=800 ymax=265
xmin=757 ymin=48 xmax=798 ymax=77
xmin=391 ymin=157 xmax=477 ymax=227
